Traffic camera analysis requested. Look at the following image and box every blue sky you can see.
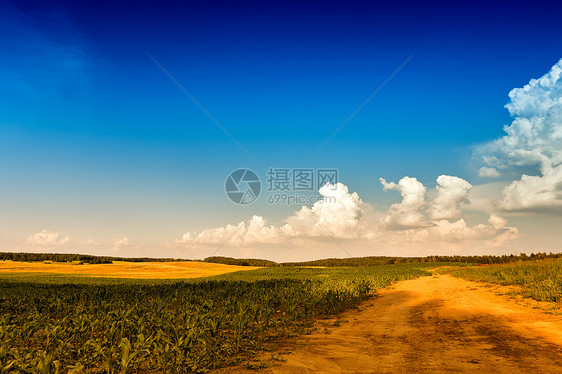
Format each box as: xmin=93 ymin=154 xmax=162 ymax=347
xmin=2 ymin=0 xmax=562 ymax=260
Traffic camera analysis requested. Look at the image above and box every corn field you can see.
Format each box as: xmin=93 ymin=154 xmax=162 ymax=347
xmin=0 ymin=264 xmax=432 ymax=373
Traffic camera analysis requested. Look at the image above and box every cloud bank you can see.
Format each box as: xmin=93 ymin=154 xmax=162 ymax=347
xmin=169 ymin=176 xmax=518 ymax=258
xmin=173 ymin=215 xmax=297 ymax=246
xmin=477 ymin=59 xmax=562 ymax=213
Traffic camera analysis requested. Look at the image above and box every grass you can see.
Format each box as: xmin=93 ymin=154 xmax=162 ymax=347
xmin=450 ymin=258 xmax=562 ymax=304
xmin=0 ymin=262 xmax=443 ymax=373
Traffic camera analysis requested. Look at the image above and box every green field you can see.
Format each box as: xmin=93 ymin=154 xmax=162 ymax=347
xmin=450 ymin=258 xmax=562 ymax=303
xmin=0 ymin=263 xmax=442 ymax=373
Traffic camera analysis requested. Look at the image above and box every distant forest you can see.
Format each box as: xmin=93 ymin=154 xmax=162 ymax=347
xmin=203 ymin=256 xmax=277 ymax=267
xmin=281 ymin=252 xmax=562 ymax=267
xmin=0 ymin=252 xmax=192 ymax=264
xmin=1 ymin=251 xmax=561 ymax=266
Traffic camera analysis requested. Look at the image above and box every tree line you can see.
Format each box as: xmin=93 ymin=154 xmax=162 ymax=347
xmin=0 ymin=252 xmax=192 ymax=264
xmin=203 ymin=256 xmax=278 ymax=267
xmin=281 ymin=252 xmax=562 ymax=267
xmin=1 ymin=251 xmax=560 ymax=266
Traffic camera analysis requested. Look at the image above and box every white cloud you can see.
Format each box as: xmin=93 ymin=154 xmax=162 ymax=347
xmin=379 ymin=177 xmax=428 ymax=229
xmin=428 ymin=175 xmax=472 ymax=220
xmin=432 ymin=215 xmax=513 ymax=242
xmin=174 ymin=215 xmax=297 ymax=246
xmin=479 ymin=166 xmax=500 ymax=178
xmin=488 ymin=214 xmax=507 ymax=229
xmin=112 ymin=237 xmax=132 ymax=251
xmin=168 ymin=179 xmax=519 ymax=257
xmin=383 ymin=214 xmax=518 ymax=249
xmin=171 ymin=182 xmax=366 ymax=247
xmin=462 ymin=182 xmax=506 ymax=214
xmin=286 ymin=182 xmax=364 ymax=238
xmin=499 ymin=166 xmax=562 ymax=212
xmin=25 ymin=230 xmax=71 ymax=246
xmin=476 ymin=59 xmax=562 ymax=212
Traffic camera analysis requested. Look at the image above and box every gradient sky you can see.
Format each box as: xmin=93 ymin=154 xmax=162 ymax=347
xmin=2 ymin=0 xmax=562 ymax=260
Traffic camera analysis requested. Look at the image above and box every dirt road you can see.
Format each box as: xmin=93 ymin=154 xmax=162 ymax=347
xmin=262 ymin=274 xmax=562 ymax=373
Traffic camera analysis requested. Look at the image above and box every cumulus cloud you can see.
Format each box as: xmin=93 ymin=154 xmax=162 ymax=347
xmin=287 ymin=182 xmax=364 ymax=238
xmin=379 ymin=177 xmax=428 ymax=229
xmin=499 ymin=163 xmax=562 ymax=212
xmin=382 ymin=213 xmax=518 ymax=249
xmin=476 ymin=59 xmax=562 ymax=212
xmin=174 ymin=215 xmax=297 ymax=246
xmin=428 ymin=175 xmax=472 ymax=220
xmin=479 ymin=166 xmax=500 ymax=178
xmin=113 ymin=237 xmax=129 ymax=249
xmin=171 ymin=182 xmax=367 ymax=248
xmin=25 ymin=230 xmax=71 ymax=246
xmin=431 ymin=215 xmax=515 ymax=243
xmin=488 ymin=214 xmax=507 ymax=230
xmin=168 ymin=178 xmax=519 ymax=257
xmin=374 ymin=176 xmax=517 ymax=249
xmin=485 ymin=214 xmax=520 ymax=247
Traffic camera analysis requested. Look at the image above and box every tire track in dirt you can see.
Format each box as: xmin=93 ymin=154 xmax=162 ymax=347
xmin=256 ymin=274 xmax=562 ymax=373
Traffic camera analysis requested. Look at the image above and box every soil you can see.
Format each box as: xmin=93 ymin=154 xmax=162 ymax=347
xmin=227 ymin=274 xmax=562 ymax=373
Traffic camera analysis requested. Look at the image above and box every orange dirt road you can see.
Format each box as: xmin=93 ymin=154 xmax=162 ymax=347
xmin=263 ymin=274 xmax=562 ymax=373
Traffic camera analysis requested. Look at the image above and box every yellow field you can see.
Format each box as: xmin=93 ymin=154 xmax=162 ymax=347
xmin=0 ymin=260 xmax=259 ymax=279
